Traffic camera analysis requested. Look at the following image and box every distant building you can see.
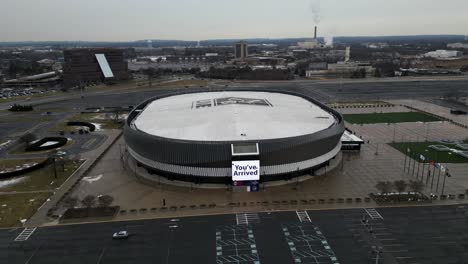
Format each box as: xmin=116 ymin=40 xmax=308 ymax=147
xmin=424 ymin=50 xmax=463 ymax=59
xmin=306 ymin=61 xmax=375 ymax=78
xmin=63 ymin=48 xmax=129 ymax=87
xmin=296 ymin=26 xmax=323 ymax=49
xmin=362 ymin=42 xmax=389 ymax=49
xmin=234 ymin=41 xmax=248 ymax=59
xmin=447 ymin=43 xmax=468 ymax=49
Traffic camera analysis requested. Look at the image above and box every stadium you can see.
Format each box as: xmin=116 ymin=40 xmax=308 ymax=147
xmin=124 ymin=89 xmax=345 ymax=185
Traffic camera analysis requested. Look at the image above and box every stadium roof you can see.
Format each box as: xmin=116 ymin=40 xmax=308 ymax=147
xmin=132 ymin=91 xmax=336 ymax=141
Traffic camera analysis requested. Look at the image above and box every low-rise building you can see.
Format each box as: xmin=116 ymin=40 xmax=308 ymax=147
xmin=424 ymin=50 xmax=463 ymax=59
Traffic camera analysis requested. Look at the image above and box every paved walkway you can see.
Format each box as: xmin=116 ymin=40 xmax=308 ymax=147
xmin=33 ymin=100 xmax=468 ymax=226
xmin=25 ymin=130 xmax=121 ymax=227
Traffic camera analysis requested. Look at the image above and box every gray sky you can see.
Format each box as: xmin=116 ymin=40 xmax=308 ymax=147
xmin=2 ymin=0 xmax=468 ymax=41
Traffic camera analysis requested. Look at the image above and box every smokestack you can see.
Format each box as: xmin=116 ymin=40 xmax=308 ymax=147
xmin=345 ymin=46 xmax=351 ymax=62
xmin=314 ymin=26 xmax=317 ymax=39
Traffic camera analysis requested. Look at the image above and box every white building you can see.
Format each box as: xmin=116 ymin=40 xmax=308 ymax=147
xmin=424 ymin=50 xmax=463 ymax=59
xmin=447 ymin=43 xmax=468 ymax=49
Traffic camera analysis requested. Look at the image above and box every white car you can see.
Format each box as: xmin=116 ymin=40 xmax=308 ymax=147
xmin=112 ymin=231 xmax=129 ymax=239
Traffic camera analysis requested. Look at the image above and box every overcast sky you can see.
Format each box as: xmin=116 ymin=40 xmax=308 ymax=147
xmin=2 ymin=0 xmax=468 ymax=41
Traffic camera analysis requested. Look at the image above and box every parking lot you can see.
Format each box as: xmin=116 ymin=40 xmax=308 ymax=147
xmin=2 ymin=205 xmax=468 ymax=263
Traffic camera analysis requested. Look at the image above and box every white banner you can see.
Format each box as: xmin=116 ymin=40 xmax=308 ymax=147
xmin=232 ymin=160 xmax=260 ymax=181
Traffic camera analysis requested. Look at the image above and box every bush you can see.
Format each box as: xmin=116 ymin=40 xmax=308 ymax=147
xmin=9 ymin=104 xmax=33 ymax=112
xmin=62 ymin=196 xmax=78 ymax=208
xmin=408 ymin=180 xmax=424 ymax=193
xmin=394 ymin=180 xmax=408 ymax=193
xmin=97 ymin=195 xmax=114 ymax=207
xmin=375 ymin=181 xmax=394 ymax=194
xmin=81 ymin=195 xmax=96 ymax=208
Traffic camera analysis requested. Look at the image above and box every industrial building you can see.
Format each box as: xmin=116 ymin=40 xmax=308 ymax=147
xmin=424 ymin=50 xmax=463 ymax=59
xmin=124 ymin=89 xmax=345 ymax=185
xmin=63 ymin=48 xmax=129 ymax=87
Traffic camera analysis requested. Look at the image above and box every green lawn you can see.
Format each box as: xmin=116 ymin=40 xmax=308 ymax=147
xmin=0 ymin=192 xmax=51 ymax=227
xmin=0 ymin=159 xmax=84 ymax=192
xmin=344 ymin=112 xmax=443 ymax=124
xmin=389 ymin=142 xmax=468 ymax=163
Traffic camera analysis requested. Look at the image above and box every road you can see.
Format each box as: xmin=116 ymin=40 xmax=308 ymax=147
xmin=2 ymin=204 xmax=468 ymax=264
xmin=2 ymin=78 xmax=468 ymax=111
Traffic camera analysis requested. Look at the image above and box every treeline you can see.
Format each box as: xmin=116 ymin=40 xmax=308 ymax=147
xmin=9 ymin=104 xmax=33 ymax=112
xmin=198 ymin=66 xmax=293 ymax=80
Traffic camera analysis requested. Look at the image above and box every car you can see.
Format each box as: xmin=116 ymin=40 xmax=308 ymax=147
xmin=112 ymin=231 xmax=129 ymax=239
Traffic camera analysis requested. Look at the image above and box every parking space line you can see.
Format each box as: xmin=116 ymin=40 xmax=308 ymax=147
xmin=236 ymin=213 xmax=260 ymax=225
xmin=216 ymin=225 xmax=260 ymax=263
xmin=296 ymin=210 xmax=311 ymax=223
xmin=282 ymin=224 xmax=339 ymax=264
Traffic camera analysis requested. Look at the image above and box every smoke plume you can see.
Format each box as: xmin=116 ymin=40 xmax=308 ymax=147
xmin=309 ymin=0 xmax=321 ymax=24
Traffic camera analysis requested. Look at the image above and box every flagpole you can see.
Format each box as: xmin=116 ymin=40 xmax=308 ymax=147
xmin=436 ymin=164 xmax=442 ymax=192
xmin=416 ymin=157 xmax=421 ymax=180
xmin=419 ymin=162 xmax=424 ymax=181
xmin=403 ymin=148 xmax=409 ymax=173
xmin=441 ymin=172 xmax=448 ymax=195
xmin=411 ymin=153 xmax=416 ymax=177
xmin=436 ymin=166 xmax=442 ymax=192
xmin=431 ymin=163 xmax=438 ymax=190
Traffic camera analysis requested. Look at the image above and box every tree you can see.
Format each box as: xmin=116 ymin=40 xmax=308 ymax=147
xmin=393 ymin=180 xmax=408 ymax=193
xmin=62 ymin=196 xmax=78 ymax=208
xmin=81 ymin=195 xmax=96 ymax=208
xmin=19 ymin=133 xmax=37 ymax=146
xmin=375 ymin=181 xmax=394 ymax=194
xmin=408 ymin=180 xmax=424 ymax=193
xmin=97 ymin=195 xmax=114 ymax=207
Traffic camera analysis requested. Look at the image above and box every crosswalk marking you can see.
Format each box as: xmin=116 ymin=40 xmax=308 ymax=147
xmin=236 ymin=213 xmax=260 ymax=225
xmin=14 ymin=227 xmax=37 ymax=242
xmin=364 ymin=208 xmax=383 ymax=220
xmin=296 ymin=210 xmax=311 ymax=223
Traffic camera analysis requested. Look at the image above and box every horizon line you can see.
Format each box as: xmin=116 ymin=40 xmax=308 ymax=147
xmin=0 ymin=34 xmax=467 ymax=44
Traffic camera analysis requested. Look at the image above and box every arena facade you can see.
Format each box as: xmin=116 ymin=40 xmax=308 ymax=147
xmin=124 ymin=89 xmax=345 ymax=185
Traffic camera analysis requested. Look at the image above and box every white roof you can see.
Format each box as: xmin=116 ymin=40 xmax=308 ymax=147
xmin=132 ymin=91 xmax=336 ymax=141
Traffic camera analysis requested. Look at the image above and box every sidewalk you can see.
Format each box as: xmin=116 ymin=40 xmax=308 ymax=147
xmin=25 ymin=130 xmax=122 ymax=227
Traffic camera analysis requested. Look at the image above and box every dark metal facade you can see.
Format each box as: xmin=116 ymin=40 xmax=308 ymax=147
xmin=124 ymin=89 xmax=344 ymax=181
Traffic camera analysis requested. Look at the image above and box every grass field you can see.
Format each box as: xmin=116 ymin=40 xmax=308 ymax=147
xmin=0 ymin=159 xmax=83 ymax=227
xmin=344 ymin=112 xmax=443 ymax=124
xmin=0 ymin=159 xmax=83 ymax=192
xmin=0 ymin=192 xmax=50 ymax=227
xmin=154 ymin=79 xmax=208 ymax=88
xmin=389 ymin=142 xmax=468 ymax=163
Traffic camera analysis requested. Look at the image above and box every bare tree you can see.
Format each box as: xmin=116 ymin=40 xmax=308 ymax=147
xmin=19 ymin=133 xmax=37 ymax=146
xmin=81 ymin=195 xmax=96 ymax=208
xmin=97 ymin=195 xmax=114 ymax=207
xmin=393 ymin=180 xmax=408 ymax=193
xmin=375 ymin=181 xmax=394 ymax=194
xmin=408 ymin=180 xmax=424 ymax=193
xmin=62 ymin=196 xmax=78 ymax=208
